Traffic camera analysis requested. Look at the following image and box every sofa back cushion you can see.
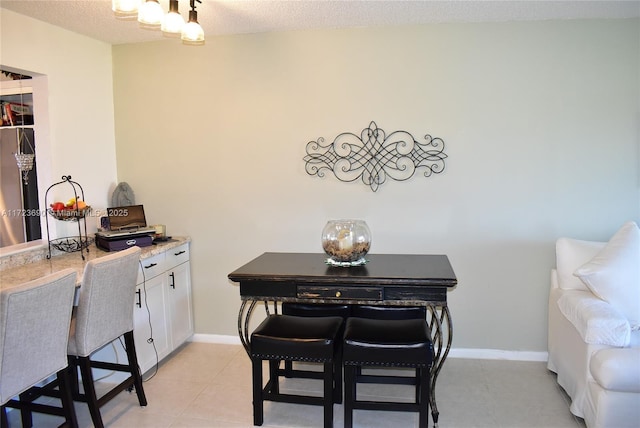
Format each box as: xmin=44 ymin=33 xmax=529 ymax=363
xmin=574 ymin=221 xmax=640 ymax=330
xmin=556 ymin=238 xmax=605 ymax=290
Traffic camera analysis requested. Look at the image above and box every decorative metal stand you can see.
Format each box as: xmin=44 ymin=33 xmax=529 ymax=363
xmin=44 ymin=175 xmax=91 ymax=260
xmin=304 ymin=121 xmax=447 ymax=192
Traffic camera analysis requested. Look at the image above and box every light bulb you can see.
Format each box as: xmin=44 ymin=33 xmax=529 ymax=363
xmin=138 ymin=0 xmax=164 ymax=30
xmin=162 ymin=0 xmax=185 ymax=37
xmin=162 ymin=12 xmax=185 ymax=36
xmin=181 ymin=10 xmax=205 ymax=45
xmin=113 ymin=0 xmax=141 ymax=20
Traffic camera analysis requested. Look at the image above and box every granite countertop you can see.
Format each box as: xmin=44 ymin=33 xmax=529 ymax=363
xmin=0 ymin=237 xmax=190 ymax=290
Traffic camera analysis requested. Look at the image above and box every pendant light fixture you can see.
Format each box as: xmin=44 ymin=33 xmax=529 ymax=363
xmin=15 ymin=129 xmax=35 ymax=185
xmin=112 ymin=0 xmax=204 ymax=46
xmin=162 ymin=0 xmax=185 ymax=37
xmin=138 ymin=0 xmax=164 ymax=30
xmin=181 ymin=0 xmax=205 ymax=45
xmin=112 ymin=0 xmax=141 ymax=20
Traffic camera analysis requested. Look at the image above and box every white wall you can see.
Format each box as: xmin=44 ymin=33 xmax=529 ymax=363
xmin=0 ymin=9 xmax=118 ymax=238
xmin=113 ymin=18 xmax=639 ymax=352
xmin=2 ymin=8 xmax=638 ymax=353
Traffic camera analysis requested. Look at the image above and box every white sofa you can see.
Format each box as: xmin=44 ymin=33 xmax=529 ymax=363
xmin=548 ymin=222 xmax=640 ymax=428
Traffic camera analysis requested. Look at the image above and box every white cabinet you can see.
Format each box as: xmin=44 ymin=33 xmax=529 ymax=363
xmin=133 ymin=272 xmax=170 ymax=373
xmin=167 ymin=260 xmax=193 ymax=348
xmin=133 ymin=242 xmax=193 ymax=375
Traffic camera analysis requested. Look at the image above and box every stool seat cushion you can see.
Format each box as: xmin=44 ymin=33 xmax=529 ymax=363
xmin=251 ymin=315 xmax=343 ymax=362
xmin=343 ymin=317 xmax=433 ymax=367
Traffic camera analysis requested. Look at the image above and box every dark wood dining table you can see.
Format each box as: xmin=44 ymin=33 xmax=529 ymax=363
xmin=228 ymin=252 xmax=457 ymax=427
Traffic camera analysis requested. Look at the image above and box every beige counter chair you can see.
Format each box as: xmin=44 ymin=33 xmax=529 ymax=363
xmin=0 ymin=269 xmax=78 ymax=428
xmin=66 ymin=246 xmax=146 ymax=428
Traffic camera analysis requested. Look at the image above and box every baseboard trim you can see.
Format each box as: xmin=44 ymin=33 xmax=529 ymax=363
xmin=448 ymin=347 xmax=548 ymax=362
xmin=191 ymin=333 xmax=242 ymax=345
xmin=189 ymin=334 xmax=549 ymax=362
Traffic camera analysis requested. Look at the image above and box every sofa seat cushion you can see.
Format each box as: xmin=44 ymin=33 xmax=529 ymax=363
xmin=590 ymin=348 xmax=640 ymax=392
xmin=574 ymin=221 xmax=640 ymax=329
xmin=557 ymin=291 xmax=631 ymax=347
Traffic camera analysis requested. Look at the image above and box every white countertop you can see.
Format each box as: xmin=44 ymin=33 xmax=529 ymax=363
xmin=0 ymin=237 xmax=190 ymax=289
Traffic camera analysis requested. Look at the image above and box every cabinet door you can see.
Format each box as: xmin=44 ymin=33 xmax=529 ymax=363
xmin=167 ymin=261 xmax=193 ymax=348
xmin=134 ymin=274 xmax=171 ymax=375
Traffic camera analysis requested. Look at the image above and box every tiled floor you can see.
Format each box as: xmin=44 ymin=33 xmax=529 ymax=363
xmin=8 ymin=342 xmax=586 ymax=427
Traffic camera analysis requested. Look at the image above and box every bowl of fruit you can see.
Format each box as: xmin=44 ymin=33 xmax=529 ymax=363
xmin=48 ymin=198 xmax=91 ymax=221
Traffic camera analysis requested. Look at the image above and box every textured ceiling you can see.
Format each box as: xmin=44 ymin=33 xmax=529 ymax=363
xmin=1 ymin=0 xmax=639 ymax=45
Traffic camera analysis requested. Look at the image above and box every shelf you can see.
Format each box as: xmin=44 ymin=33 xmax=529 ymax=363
xmin=0 ymin=125 xmax=35 ymax=129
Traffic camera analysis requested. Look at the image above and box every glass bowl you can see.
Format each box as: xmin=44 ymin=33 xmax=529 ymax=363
xmin=322 ymin=219 xmax=371 ymax=266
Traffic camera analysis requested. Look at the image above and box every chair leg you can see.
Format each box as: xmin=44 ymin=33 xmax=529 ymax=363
xmin=418 ymin=367 xmax=430 ymax=428
xmin=18 ymin=391 xmax=32 ymax=428
xmin=283 ymin=360 xmax=294 ymax=377
xmin=268 ymin=360 xmax=280 ymax=395
xmin=57 ymin=368 xmax=79 ymax=428
xmin=323 ymin=361 xmax=334 ymax=428
xmin=123 ymin=331 xmax=147 ymax=406
xmin=1 ymin=406 xmax=8 ymax=428
xmin=344 ymin=365 xmax=356 ymax=428
xmin=414 ymin=368 xmax=420 ymax=401
xmin=333 ymin=352 xmax=343 ymax=404
xmin=66 ymin=357 xmax=80 ymax=399
xmin=77 ymin=356 xmax=104 ymax=428
xmin=251 ymin=357 xmax=264 ymax=426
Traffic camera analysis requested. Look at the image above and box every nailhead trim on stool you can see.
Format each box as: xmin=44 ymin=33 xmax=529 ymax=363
xmin=250 ymin=314 xmax=343 ymax=428
xmin=343 ymin=317 xmax=434 ymax=428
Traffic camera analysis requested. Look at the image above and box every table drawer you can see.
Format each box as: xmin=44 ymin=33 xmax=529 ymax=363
xmin=385 ymin=287 xmax=447 ymax=303
xmin=240 ymin=281 xmax=297 ymax=298
xmin=297 ymin=285 xmax=382 ymax=300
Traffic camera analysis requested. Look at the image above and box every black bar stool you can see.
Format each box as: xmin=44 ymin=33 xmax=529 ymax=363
xmin=281 ymin=303 xmax=351 ymax=403
xmin=250 ymin=314 xmax=343 ymax=428
xmin=351 ymin=304 xmax=427 ymax=380
xmin=343 ymin=317 xmax=434 ymax=428
xmin=351 ymin=304 xmax=426 ymax=320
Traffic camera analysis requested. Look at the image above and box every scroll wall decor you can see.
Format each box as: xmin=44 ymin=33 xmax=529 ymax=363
xmin=303 ymin=121 xmax=447 ymax=192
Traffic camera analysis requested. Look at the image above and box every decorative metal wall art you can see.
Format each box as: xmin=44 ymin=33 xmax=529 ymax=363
xmin=303 ymin=121 xmax=447 ymax=192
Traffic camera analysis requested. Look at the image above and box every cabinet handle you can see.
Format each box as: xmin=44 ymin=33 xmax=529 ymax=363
xmin=144 ymin=263 xmax=157 ymax=269
xmin=136 ymin=289 xmax=142 ymax=308
xmin=169 ymin=272 xmax=175 ymax=289
xmin=174 ymin=250 xmax=186 ymax=256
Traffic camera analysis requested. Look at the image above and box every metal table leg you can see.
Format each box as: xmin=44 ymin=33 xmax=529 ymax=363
xmin=426 ymin=304 xmax=453 ymax=428
xmin=238 ymin=300 xmax=277 ymax=355
xmin=238 ymin=300 xmax=257 ymax=354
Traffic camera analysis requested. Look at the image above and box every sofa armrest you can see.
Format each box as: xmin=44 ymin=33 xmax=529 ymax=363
xmin=557 ymin=291 xmax=631 ymax=347
xmin=590 ymin=348 xmax=640 ymax=392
